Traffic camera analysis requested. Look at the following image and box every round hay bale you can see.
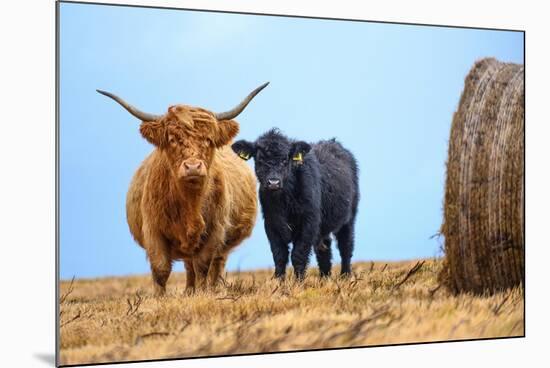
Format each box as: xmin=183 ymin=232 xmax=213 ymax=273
xmin=440 ymin=57 xmax=524 ymax=294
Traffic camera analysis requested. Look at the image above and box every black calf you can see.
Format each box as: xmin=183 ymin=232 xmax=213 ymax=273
xmin=232 ymin=129 xmax=359 ymax=280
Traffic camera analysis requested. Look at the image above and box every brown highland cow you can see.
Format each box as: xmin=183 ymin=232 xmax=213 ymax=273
xmin=97 ymin=83 xmax=268 ymax=295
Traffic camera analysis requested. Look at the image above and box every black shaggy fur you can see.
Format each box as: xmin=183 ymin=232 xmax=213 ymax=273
xmin=232 ymin=129 xmax=359 ymax=280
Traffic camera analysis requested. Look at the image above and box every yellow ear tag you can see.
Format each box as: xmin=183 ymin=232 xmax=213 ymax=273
xmin=239 ymin=151 xmax=251 ymax=160
xmin=292 ymin=152 xmax=303 ymax=162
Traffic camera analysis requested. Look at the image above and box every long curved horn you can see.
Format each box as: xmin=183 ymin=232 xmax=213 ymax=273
xmin=96 ymin=89 xmax=162 ymax=122
xmin=215 ymin=82 xmax=269 ymax=121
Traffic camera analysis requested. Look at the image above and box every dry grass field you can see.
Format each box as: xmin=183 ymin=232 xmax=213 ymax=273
xmin=59 ymin=259 xmax=524 ymax=366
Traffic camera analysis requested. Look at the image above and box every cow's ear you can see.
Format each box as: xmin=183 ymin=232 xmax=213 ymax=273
xmin=140 ymin=120 xmax=167 ymax=147
xmin=214 ymin=119 xmax=240 ymax=147
xmin=290 ymin=141 xmax=311 ymax=164
xmin=232 ymin=140 xmax=256 ymax=161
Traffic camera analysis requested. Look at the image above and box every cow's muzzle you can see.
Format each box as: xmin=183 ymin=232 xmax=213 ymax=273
xmin=179 ymin=160 xmax=207 ymax=182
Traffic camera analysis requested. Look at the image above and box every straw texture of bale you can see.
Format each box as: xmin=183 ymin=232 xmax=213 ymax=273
xmin=440 ymin=57 xmax=524 ymax=294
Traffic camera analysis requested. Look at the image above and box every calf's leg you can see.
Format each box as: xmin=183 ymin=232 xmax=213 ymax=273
xmin=314 ymin=236 xmax=332 ymax=277
xmin=271 ymin=241 xmax=290 ymax=279
xmin=265 ymin=225 xmax=291 ymax=280
xmin=291 ymin=242 xmax=313 ymax=280
xmin=291 ymin=211 xmax=320 ymax=281
xmin=336 ymin=222 xmax=355 ymax=276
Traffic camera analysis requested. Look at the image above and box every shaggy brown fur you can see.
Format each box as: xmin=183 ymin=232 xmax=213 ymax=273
xmin=125 ymin=105 xmax=257 ymax=295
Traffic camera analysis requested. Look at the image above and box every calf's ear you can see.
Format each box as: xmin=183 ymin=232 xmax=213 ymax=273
xmin=290 ymin=141 xmax=311 ymax=163
xmin=232 ymin=140 xmax=256 ymax=161
xmin=140 ymin=121 xmax=167 ymax=147
xmin=214 ymin=119 xmax=240 ymax=147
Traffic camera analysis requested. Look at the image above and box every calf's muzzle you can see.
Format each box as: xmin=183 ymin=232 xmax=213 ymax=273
xmin=267 ymin=178 xmax=282 ymax=190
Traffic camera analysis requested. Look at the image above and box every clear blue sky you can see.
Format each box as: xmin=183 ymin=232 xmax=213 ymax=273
xmin=59 ymin=2 xmax=523 ymax=279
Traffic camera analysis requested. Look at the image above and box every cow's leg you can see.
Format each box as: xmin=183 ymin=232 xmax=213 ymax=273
xmin=207 ymin=252 xmax=228 ymax=287
xmin=183 ymin=258 xmax=196 ymax=293
xmin=210 ymin=221 xmax=252 ymax=287
xmin=144 ymin=227 xmax=172 ymax=297
xmin=193 ymin=259 xmax=209 ymax=290
xmin=336 ymin=222 xmax=355 ymax=276
xmin=314 ymin=236 xmax=332 ymax=277
xmin=191 ymin=225 xmax=226 ymax=289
